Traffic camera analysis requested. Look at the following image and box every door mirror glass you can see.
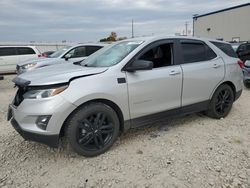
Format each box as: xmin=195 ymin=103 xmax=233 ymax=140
xmin=126 ymin=60 xmax=153 ymax=72
xmin=245 ymin=60 xmax=250 ymax=67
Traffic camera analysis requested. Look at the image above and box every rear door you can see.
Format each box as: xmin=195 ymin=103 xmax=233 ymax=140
xmin=178 ymin=39 xmax=225 ymax=106
xmin=17 ymin=47 xmax=37 ymax=63
xmin=0 ymin=47 xmax=18 ymax=73
xmin=125 ymin=40 xmax=183 ymax=119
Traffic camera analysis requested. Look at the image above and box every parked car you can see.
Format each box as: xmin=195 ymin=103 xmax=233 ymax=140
xmin=16 ymin=43 xmax=106 ymax=74
xmin=42 ymin=51 xmax=55 ymax=58
xmin=243 ymin=60 xmax=250 ymax=88
xmin=236 ymin=42 xmax=250 ymax=62
xmin=8 ymin=36 xmax=243 ymax=157
xmin=0 ymin=46 xmax=41 ymax=74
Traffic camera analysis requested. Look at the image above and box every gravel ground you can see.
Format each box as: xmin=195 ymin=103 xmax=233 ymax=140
xmin=0 ymin=75 xmax=249 ymax=188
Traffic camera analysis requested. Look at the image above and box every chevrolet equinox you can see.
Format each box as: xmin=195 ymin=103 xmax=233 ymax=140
xmin=8 ymin=36 xmax=243 ymax=157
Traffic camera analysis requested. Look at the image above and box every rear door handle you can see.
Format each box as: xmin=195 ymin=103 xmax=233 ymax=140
xmin=169 ymin=70 xmax=181 ymax=75
xmin=213 ymin=64 xmax=221 ymax=68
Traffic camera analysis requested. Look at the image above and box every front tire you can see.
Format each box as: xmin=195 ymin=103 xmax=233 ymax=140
xmin=206 ymin=84 xmax=234 ymax=119
xmin=66 ymin=103 xmax=120 ymax=157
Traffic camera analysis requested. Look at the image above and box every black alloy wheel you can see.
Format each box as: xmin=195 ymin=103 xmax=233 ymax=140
xmin=207 ymin=84 xmax=234 ymax=119
xmin=215 ymin=88 xmax=233 ymax=116
xmin=77 ymin=112 xmax=114 ymax=150
xmin=66 ymin=103 xmax=120 ymax=157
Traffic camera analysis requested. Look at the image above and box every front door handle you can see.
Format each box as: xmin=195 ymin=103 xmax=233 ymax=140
xmin=213 ymin=64 xmax=221 ymax=68
xmin=169 ymin=70 xmax=181 ymax=75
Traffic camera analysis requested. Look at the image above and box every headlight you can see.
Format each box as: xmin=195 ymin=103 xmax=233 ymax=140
xmin=21 ymin=63 xmax=37 ymax=70
xmin=23 ymin=85 xmax=68 ymax=99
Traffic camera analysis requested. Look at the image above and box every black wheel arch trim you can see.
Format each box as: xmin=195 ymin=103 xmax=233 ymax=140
xmin=60 ymin=98 xmax=129 ymax=138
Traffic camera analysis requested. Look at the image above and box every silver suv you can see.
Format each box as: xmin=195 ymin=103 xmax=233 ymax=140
xmin=8 ymin=36 xmax=243 ymax=157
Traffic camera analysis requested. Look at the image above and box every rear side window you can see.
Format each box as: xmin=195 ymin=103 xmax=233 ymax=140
xmin=0 ymin=47 xmax=17 ymax=56
xmin=181 ymin=41 xmax=217 ymax=64
xmin=17 ymin=47 xmax=35 ymax=55
xmin=86 ymin=46 xmax=103 ymax=56
xmin=211 ymin=42 xmax=238 ymax=58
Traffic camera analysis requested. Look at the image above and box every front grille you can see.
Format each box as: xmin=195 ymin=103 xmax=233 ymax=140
xmin=13 ymin=87 xmax=26 ymax=106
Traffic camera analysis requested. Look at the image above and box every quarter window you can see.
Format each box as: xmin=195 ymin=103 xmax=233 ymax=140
xmin=0 ymin=47 xmax=17 ymax=56
xmin=211 ymin=41 xmax=238 ymax=58
xmin=17 ymin=47 xmax=35 ymax=55
xmin=139 ymin=43 xmax=173 ymax=68
xmin=181 ymin=42 xmax=217 ymax=64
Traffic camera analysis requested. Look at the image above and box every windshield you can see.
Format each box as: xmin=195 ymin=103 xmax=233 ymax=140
xmin=81 ymin=41 xmax=143 ymax=67
xmin=49 ymin=46 xmax=72 ymax=58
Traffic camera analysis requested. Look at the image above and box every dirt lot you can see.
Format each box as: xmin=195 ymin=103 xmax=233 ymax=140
xmin=0 ymin=75 xmax=249 ymax=188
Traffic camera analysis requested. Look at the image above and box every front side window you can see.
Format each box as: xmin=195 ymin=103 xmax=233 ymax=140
xmin=181 ymin=41 xmax=217 ymax=64
xmin=82 ymin=41 xmax=143 ymax=67
xmin=17 ymin=47 xmax=35 ymax=55
xmin=49 ymin=46 xmax=72 ymax=58
xmin=0 ymin=47 xmax=16 ymax=56
xmin=139 ymin=43 xmax=173 ymax=68
xmin=67 ymin=46 xmax=86 ymax=58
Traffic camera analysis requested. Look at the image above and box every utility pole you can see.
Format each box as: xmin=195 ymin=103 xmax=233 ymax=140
xmin=185 ymin=22 xmax=188 ymax=36
xmin=132 ymin=19 xmax=134 ymax=38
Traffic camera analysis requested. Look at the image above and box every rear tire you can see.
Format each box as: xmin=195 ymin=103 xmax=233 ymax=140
xmin=65 ymin=103 xmax=120 ymax=157
xmin=206 ymin=84 xmax=234 ymax=119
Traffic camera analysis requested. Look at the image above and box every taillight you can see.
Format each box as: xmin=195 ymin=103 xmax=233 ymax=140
xmin=38 ymin=54 xmax=42 ymax=58
xmin=238 ymin=60 xmax=244 ymax=69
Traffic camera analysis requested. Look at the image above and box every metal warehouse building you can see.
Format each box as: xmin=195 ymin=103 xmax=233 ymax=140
xmin=193 ymin=3 xmax=250 ymax=42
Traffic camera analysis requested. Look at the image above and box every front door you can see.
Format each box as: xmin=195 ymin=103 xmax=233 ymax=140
xmin=125 ymin=40 xmax=183 ymax=119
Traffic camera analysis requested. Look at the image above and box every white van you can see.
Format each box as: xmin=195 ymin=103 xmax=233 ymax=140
xmin=0 ymin=46 xmax=41 ymax=74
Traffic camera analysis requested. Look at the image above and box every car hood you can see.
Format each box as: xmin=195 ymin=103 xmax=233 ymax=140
xmin=18 ymin=58 xmax=59 ymax=66
xmin=13 ymin=63 xmax=108 ymax=86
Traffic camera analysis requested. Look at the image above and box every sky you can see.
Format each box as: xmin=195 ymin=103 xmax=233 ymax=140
xmin=0 ymin=0 xmax=249 ymax=42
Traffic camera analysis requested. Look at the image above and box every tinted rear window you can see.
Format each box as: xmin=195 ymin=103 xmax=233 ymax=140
xmin=17 ymin=47 xmax=35 ymax=55
xmin=181 ymin=42 xmax=217 ymax=64
xmin=0 ymin=47 xmax=17 ymax=56
xmin=211 ymin=41 xmax=238 ymax=58
xmin=86 ymin=46 xmax=103 ymax=56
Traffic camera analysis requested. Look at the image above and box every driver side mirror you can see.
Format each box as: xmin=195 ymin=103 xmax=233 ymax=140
xmin=64 ymin=54 xmax=72 ymax=61
xmin=125 ymin=60 xmax=153 ymax=72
